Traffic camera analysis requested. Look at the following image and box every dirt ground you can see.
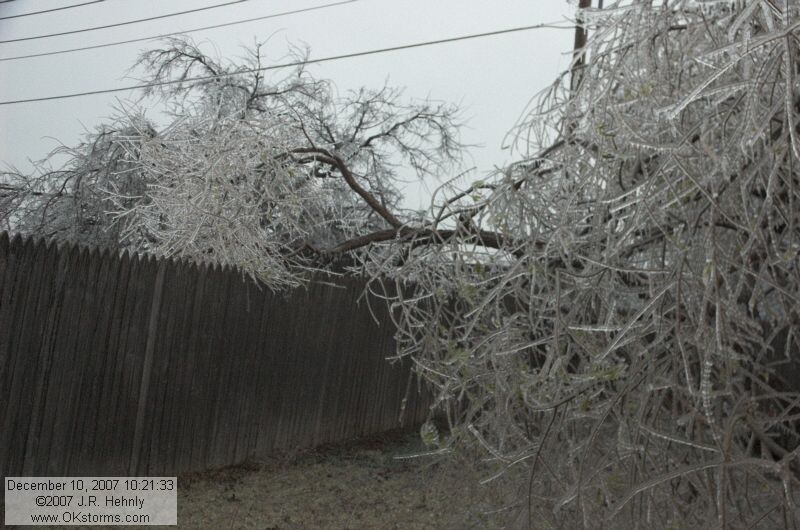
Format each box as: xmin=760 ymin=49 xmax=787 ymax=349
xmin=176 ymin=431 xmax=511 ymax=529
xmin=46 ymin=430 xmax=520 ymax=530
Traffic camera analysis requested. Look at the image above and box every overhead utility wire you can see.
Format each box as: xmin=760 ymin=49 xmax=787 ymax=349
xmin=0 ymin=23 xmax=570 ymax=106
xmin=0 ymin=0 xmax=252 ymax=44
xmin=0 ymin=0 xmax=105 ymax=21
xmin=0 ymin=0 xmax=357 ymax=62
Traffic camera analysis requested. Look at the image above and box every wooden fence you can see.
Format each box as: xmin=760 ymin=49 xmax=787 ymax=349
xmin=0 ymin=232 xmax=429 ymax=477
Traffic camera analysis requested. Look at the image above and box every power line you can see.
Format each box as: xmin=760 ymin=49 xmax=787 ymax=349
xmin=0 ymin=0 xmax=251 ymax=44
xmin=0 ymin=23 xmax=570 ymax=106
xmin=0 ymin=0 xmax=357 ymax=62
xmin=0 ymin=0 xmax=105 ymax=21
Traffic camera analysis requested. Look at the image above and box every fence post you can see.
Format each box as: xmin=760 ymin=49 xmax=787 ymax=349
xmin=129 ymin=260 xmax=166 ymax=475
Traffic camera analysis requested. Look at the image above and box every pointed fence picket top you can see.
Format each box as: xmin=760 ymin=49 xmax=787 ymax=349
xmin=0 ymin=231 xmax=9 ymax=257
xmin=0 ymin=232 xmax=11 ymax=311
xmin=9 ymin=232 xmax=24 ymax=250
xmin=0 ymin=231 xmax=432 ymax=477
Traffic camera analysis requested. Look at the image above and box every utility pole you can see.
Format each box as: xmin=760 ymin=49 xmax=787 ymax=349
xmin=569 ymin=0 xmax=592 ymax=94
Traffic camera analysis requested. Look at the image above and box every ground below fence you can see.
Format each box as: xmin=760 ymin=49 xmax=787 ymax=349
xmin=0 ymin=232 xmax=430 ymax=478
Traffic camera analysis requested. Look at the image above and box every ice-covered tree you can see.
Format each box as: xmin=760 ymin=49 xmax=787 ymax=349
xmin=1 ymin=37 xmax=462 ymax=287
xmin=379 ymin=1 xmax=800 ymax=527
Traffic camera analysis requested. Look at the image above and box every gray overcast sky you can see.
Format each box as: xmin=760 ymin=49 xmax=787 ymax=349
xmin=0 ymin=0 xmax=574 ymax=208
